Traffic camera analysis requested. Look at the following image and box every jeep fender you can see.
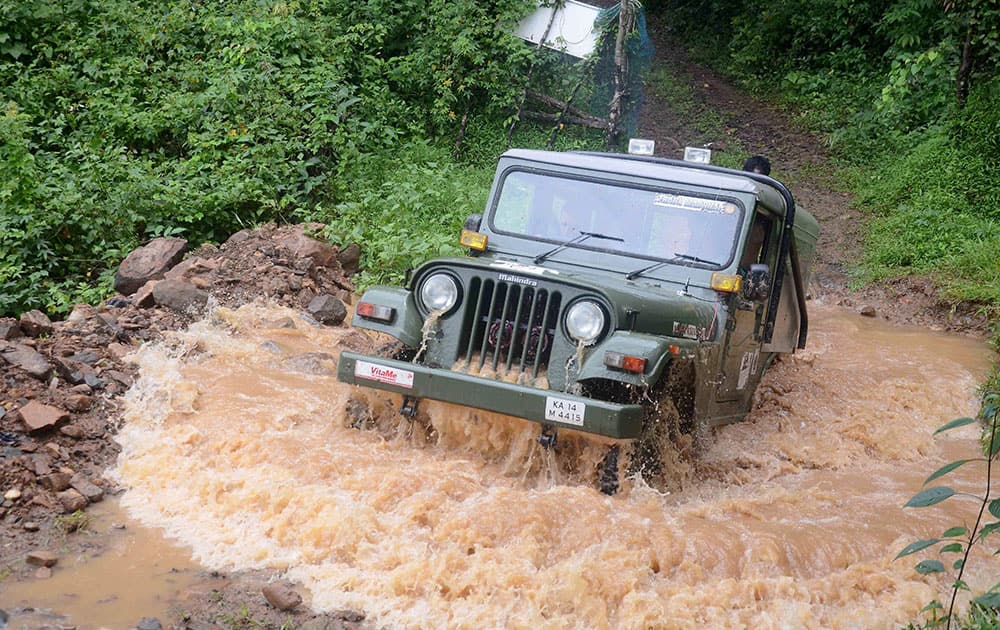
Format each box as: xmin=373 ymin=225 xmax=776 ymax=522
xmin=350 ymin=287 xmax=424 ymax=348
xmin=576 ymin=331 xmax=699 ymax=388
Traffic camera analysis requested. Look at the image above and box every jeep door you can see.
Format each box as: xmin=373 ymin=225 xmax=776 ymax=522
xmin=715 ymin=209 xmax=779 ymax=407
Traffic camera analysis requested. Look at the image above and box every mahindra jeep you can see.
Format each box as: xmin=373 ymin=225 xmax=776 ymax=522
xmin=337 ymin=148 xmax=818 ymax=492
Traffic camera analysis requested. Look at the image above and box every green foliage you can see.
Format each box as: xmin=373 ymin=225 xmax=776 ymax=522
xmin=898 ymin=392 xmax=1000 ymax=628
xmin=0 ymin=0 xmax=538 ymax=316
xmin=316 ymin=141 xmax=494 ymax=290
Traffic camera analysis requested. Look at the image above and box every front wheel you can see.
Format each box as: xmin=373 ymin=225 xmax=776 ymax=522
xmin=629 ymin=391 xmax=698 ymax=491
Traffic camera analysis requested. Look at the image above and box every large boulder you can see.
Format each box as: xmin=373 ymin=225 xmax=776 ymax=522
xmin=307 ymin=294 xmax=347 ymax=325
xmin=114 ymin=237 xmax=188 ymax=296
xmin=152 ymin=279 xmax=209 ymax=313
xmin=277 ymin=226 xmax=338 ymax=268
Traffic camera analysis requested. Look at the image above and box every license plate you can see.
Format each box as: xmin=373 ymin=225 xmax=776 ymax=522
xmin=354 ymin=360 xmax=414 ymax=389
xmin=544 ymin=396 xmax=585 ymax=426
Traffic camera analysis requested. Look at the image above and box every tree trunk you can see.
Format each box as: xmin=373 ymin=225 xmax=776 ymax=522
xmin=606 ymin=1 xmax=636 ymax=150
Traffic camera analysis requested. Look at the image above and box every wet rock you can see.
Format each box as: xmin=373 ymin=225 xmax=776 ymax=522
xmin=264 ymin=317 xmax=296 ymax=329
xmin=133 ymin=280 xmax=159 ymax=308
xmin=282 ymin=352 xmax=337 ymax=375
xmin=337 ymin=243 xmax=361 ymax=276
xmin=19 ymin=310 xmax=54 ymax=337
xmin=35 ymin=566 xmax=53 ymax=579
xmin=224 ymin=229 xmax=252 ymax=246
xmin=59 ymin=424 xmax=85 ymax=439
xmin=64 ymin=394 xmax=93 ymax=412
xmin=104 ymin=370 xmax=133 ymax=387
xmin=32 ymin=455 xmax=53 ymax=476
xmin=337 ymin=610 xmax=365 ymax=623
xmin=70 ymin=474 xmax=104 ymax=503
xmin=82 ymin=373 xmax=105 ymax=390
xmin=53 ymin=357 xmax=88 ymax=385
xmin=0 ymin=342 xmax=54 ymax=381
xmin=69 ymin=349 xmax=100 ymax=365
xmin=66 ymin=303 xmax=97 ymax=324
xmin=136 ymin=617 xmax=162 ymax=630
xmin=307 ymin=294 xmax=347 ymax=325
xmin=114 ymin=237 xmax=188 ymax=295
xmin=26 ymin=550 xmax=58 ymax=567
xmin=0 ymin=317 xmax=23 ymax=340
xmin=17 ymin=401 xmax=69 ymax=433
xmin=152 ymin=279 xmax=209 ymax=313
xmin=31 ymin=494 xmax=56 ymax=512
xmin=107 ymin=342 xmax=133 ymax=361
xmin=262 ymin=582 xmax=303 ymax=611
xmin=164 ymin=257 xmax=200 ymax=281
xmin=278 ymin=230 xmax=338 ymax=268
xmin=860 ymin=305 xmax=877 ymax=317
xmin=56 ymin=488 xmax=88 ymax=512
xmin=41 ymin=472 xmax=72 ymax=491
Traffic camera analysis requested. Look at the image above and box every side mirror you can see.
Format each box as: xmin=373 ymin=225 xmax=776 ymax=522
xmin=463 ymin=214 xmax=483 ymax=231
xmin=744 ymin=263 xmax=771 ymax=301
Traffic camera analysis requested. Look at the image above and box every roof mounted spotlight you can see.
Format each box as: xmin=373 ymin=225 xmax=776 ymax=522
xmin=683 ymin=146 xmax=712 ymax=164
xmin=627 ymin=138 xmax=655 ymax=156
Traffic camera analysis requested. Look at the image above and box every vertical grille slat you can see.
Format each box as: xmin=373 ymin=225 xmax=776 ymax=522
xmin=532 ymin=292 xmax=556 ymax=379
xmin=505 ymin=286 xmax=528 ymax=370
xmin=518 ymin=289 xmax=542 ymax=370
xmin=464 ymin=278 xmax=486 ymax=364
xmin=457 ymin=275 xmax=561 ymax=378
xmin=477 ymin=280 xmax=501 ymax=370
xmin=492 ymin=284 xmax=517 ymax=371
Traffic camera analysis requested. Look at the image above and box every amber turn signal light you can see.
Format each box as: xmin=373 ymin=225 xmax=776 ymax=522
xmin=460 ymin=229 xmax=488 ymax=251
xmin=604 ymin=351 xmax=647 ymax=374
xmin=710 ymin=272 xmax=742 ymax=293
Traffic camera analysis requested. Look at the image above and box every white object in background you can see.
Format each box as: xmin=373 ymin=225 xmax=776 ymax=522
xmin=515 ymin=0 xmax=602 ymax=60
xmin=683 ymin=146 xmax=712 ymax=164
xmin=628 ymin=138 xmax=655 ymax=155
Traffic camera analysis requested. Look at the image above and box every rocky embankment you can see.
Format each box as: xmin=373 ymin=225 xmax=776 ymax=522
xmin=0 ymin=224 xmax=362 ymax=626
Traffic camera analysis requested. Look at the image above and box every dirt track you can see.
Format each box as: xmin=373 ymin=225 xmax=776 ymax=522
xmin=637 ymin=18 xmax=990 ymax=335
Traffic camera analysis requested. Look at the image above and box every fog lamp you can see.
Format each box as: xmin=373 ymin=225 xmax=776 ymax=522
xmin=683 ymin=146 xmax=712 ymax=164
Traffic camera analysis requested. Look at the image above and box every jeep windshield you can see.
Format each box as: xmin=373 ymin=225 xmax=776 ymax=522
xmin=490 ymin=170 xmax=743 ymax=269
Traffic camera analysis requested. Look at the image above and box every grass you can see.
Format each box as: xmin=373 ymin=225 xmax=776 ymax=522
xmin=54 ymin=510 xmax=91 ymax=536
xmin=646 ymin=66 xmax=750 ymax=170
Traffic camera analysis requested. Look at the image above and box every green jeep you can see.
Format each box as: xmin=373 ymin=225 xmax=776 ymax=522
xmin=337 ymin=148 xmax=818 ymax=492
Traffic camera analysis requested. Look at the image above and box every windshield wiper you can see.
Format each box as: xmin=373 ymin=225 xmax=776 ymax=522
xmin=533 ymin=231 xmax=625 ymax=264
xmin=626 ymin=253 xmax=721 ymax=280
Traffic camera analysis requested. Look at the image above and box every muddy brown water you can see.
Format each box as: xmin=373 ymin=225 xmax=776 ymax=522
xmin=3 ymin=302 xmax=995 ymax=629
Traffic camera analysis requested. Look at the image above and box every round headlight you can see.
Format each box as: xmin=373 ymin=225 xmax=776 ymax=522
xmin=565 ymin=300 xmax=605 ymax=345
xmin=419 ymin=273 xmax=459 ymax=313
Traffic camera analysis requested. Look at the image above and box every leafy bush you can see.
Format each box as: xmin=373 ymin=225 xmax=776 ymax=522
xmin=897 ymin=392 xmax=1000 ymax=628
xmin=0 ymin=0 xmax=538 ymax=315
xmin=315 ymin=141 xmax=494 ymax=290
